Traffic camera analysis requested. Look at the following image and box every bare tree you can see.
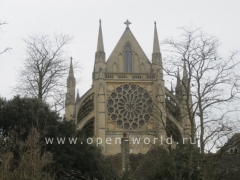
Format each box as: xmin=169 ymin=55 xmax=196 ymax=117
xmin=0 ymin=21 xmax=12 ymax=55
xmin=0 ymin=47 xmax=11 ymax=55
xmin=14 ymin=33 xmax=76 ymax=111
xmin=162 ymin=26 xmax=240 ymax=179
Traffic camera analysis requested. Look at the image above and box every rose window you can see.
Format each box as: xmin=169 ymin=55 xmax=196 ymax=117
xmin=107 ymin=84 xmax=153 ymax=129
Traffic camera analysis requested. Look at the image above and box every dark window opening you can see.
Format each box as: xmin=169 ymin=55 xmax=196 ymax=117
xmin=124 ymin=43 xmax=133 ymax=73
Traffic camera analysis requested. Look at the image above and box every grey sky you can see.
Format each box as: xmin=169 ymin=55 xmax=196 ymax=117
xmin=1 ymin=0 xmax=240 ymax=99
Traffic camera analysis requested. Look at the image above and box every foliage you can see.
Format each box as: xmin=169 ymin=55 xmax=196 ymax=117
xmin=0 ymin=96 xmax=117 ymax=180
xmin=151 ymin=144 xmax=201 ymax=180
xmin=46 ymin=120 xmax=118 ymax=179
xmin=47 ymin=120 xmax=100 ymax=179
xmin=0 ymin=96 xmax=59 ymax=140
xmin=0 ymin=128 xmax=54 ymax=180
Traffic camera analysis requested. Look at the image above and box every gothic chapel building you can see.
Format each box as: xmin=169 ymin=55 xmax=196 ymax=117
xmin=65 ymin=20 xmax=193 ymax=155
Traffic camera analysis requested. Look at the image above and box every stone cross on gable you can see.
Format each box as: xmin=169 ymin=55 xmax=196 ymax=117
xmin=124 ymin=20 xmax=131 ymax=28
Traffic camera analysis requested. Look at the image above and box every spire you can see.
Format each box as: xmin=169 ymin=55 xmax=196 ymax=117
xmin=182 ymin=60 xmax=190 ymax=92
xmin=183 ymin=60 xmax=188 ymax=80
xmin=153 ymin=21 xmax=160 ymax=54
xmin=66 ymin=57 xmax=76 ymax=113
xmin=176 ymin=68 xmax=181 ymax=87
xmin=152 ymin=21 xmax=163 ymax=77
xmin=69 ymin=57 xmax=74 ymax=78
xmin=76 ymin=89 xmax=80 ymax=102
xmin=97 ymin=19 xmax=104 ymax=52
xmin=93 ymin=20 xmax=106 ymax=80
xmin=175 ymin=68 xmax=182 ymax=98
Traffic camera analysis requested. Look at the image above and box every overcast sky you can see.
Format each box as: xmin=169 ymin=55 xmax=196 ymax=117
xmin=1 ymin=0 xmax=240 ymax=100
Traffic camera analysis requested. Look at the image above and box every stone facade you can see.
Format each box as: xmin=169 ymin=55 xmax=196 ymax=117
xmin=65 ymin=20 xmax=194 ymax=155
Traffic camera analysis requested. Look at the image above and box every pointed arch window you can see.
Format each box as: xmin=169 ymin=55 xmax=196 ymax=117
xmin=124 ymin=43 xmax=132 ymax=72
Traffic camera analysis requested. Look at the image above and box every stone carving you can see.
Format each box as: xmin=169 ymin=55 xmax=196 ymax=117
xmin=107 ymin=84 xmax=153 ymax=130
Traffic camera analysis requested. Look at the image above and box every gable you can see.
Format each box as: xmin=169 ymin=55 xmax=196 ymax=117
xmin=106 ymin=28 xmax=151 ymax=73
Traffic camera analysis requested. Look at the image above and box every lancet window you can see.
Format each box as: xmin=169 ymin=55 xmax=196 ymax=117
xmin=124 ymin=43 xmax=133 ymax=72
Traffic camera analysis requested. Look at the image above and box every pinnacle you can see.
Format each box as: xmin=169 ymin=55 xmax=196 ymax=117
xmin=69 ymin=57 xmax=74 ymax=78
xmin=183 ymin=60 xmax=188 ymax=79
xmin=153 ymin=21 xmax=161 ymax=54
xmin=97 ymin=19 xmax=104 ymax=52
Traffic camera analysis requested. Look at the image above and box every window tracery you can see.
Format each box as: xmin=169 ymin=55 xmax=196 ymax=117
xmin=107 ymin=84 xmax=153 ymax=130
